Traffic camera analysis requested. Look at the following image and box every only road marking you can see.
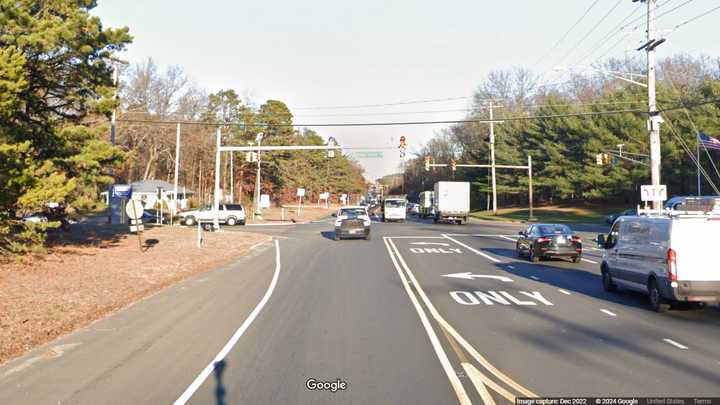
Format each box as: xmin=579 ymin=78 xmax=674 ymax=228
xmin=450 ymin=291 xmax=554 ymax=306
xmin=410 ymin=247 xmax=462 ymax=254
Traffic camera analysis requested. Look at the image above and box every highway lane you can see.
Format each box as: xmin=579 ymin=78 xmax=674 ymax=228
xmin=387 ymin=226 xmax=720 ymax=398
xmin=1 ymin=217 xmax=719 ymax=404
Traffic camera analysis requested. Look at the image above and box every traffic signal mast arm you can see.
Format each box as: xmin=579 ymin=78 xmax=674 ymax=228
xmin=426 ymin=162 xmax=530 ymax=170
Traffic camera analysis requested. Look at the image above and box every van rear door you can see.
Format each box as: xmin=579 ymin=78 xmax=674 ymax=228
xmin=670 ymin=217 xmax=720 ymax=281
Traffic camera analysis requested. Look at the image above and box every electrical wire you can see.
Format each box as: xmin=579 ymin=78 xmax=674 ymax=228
xmin=533 ymin=0 xmax=601 ymax=69
xmin=291 ymin=96 xmax=470 ymax=110
xmin=116 ymin=98 xmax=720 ymax=128
xmin=556 ymin=0 xmax=625 ymax=66
xmin=664 ymin=4 xmax=720 ymax=37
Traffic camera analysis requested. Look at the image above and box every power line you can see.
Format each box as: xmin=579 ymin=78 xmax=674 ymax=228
xmin=291 ymin=96 xmax=470 ymax=110
xmin=118 ymin=100 xmax=649 ymax=119
xmin=576 ymin=0 xmax=676 ymax=66
xmin=573 ymin=5 xmax=642 ymax=66
xmin=117 ymin=108 xmax=647 ymax=128
xmin=533 ymin=0 xmax=601 ymax=69
xmin=556 ymin=0 xmax=625 ymax=67
xmin=665 ymin=4 xmax=720 ymax=35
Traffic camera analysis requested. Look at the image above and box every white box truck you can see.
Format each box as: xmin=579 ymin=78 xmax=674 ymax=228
xmin=433 ymin=182 xmax=470 ymax=224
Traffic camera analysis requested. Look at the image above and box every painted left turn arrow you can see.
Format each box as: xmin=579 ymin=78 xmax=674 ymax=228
xmin=442 ymin=272 xmax=513 ymax=282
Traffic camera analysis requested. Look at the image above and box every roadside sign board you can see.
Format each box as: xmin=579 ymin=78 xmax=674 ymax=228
xmin=260 ymin=194 xmax=271 ymax=209
xmin=112 ymin=184 xmax=132 ymax=199
xmin=125 ymin=199 xmax=144 ymax=220
xmin=297 ymin=188 xmax=305 ymax=197
xmin=319 ymin=192 xmax=330 ymax=200
xmin=641 ymin=185 xmax=667 ymax=202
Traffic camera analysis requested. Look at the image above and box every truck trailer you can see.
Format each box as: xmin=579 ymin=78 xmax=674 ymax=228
xmin=433 ymin=182 xmax=470 ymax=224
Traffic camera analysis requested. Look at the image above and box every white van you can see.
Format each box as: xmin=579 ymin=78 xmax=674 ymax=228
xmin=597 ymin=212 xmax=720 ymax=312
xmin=382 ymin=197 xmax=406 ymax=222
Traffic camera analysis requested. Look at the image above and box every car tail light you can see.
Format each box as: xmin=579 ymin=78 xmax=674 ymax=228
xmin=536 ymin=237 xmax=551 ymax=243
xmin=571 ymin=236 xmax=582 ymax=243
xmin=666 ymin=248 xmax=677 ymax=281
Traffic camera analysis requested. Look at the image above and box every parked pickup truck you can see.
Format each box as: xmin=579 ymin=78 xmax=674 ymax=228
xmin=179 ymin=204 xmax=246 ymax=226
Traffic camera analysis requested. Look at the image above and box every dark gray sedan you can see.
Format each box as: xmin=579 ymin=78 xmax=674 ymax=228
xmin=515 ymin=224 xmax=582 ymax=263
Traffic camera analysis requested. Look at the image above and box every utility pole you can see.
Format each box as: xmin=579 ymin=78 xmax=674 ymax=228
xmin=253 ymin=133 xmax=264 ymax=218
xmin=172 ymin=123 xmax=181 ymax=225
xmin=488 ymin=100 xmax=498 ymax=215
xmin=229 ymin=151 xmax=234 ymax=203
xmin=213 ymin=128 xmax=221 ymax=230
xmin=645 ymin=0 xmax=663 ymax=210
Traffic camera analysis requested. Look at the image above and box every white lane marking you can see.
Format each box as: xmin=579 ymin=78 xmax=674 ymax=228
xmin=600 ymin=309 xmax=617 ymax=317
xmin=462 ymin=363 xmax=497 ymax=405
xmin=663 ymin=338 xmax=689 ymax=350
xmin=530 ymin=276 xmax=540 ymax=281
xmin=382 ymin=238 xmax=472 ymax=405
xmin=387 ymin=238 xmax=537 ymax=399
xmin=174 ymin=240 xmax=282 ymax=405
xmin=442 ymin=234 xmax=502 ymax=263
xmin=558 ymin=289 xmax=572 ymax=295
xmin=581 ymin=258 xmax=599 ymax=264
xmin=497 ymin=235 xmax=517 ymax=242
xmin=442 ymin=272 xmax=513 ymax=282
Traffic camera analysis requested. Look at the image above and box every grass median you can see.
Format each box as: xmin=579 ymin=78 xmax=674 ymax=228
xmin=470 ymin=204 xmax=623 ymax=224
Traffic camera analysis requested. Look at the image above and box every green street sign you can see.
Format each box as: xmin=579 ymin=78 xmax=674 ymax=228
xmin=352 ymin=151 xmax=384 ymax=158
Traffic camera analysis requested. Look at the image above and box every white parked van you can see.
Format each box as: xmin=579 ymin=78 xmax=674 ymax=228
xmin=597 ymin=209 xmax=720 ymax=312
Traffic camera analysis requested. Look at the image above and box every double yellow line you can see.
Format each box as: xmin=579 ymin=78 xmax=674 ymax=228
xmin=383 ymin=237 xmax=537 ymax=405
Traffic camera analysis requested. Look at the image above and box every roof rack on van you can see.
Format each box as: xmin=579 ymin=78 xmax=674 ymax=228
xmin=637 ymin=206 xmax=720 ymax=218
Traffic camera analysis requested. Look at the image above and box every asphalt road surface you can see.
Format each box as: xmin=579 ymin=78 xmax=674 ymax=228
xmin=2 ymin=216 xmax=719 ymax=404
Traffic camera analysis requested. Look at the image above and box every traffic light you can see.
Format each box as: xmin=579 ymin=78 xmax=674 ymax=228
xmin=451 ymin=159 xmax=457 ymax=172
xmin=399 ymin=136 xmax=407 ymax=158
xmin=424 ymin=155 xmax=431 ymax=171
xmin=602 ymin=153 xmax=611 ymax=165
xmin=596 ymin=153 xmax=603 ymax=165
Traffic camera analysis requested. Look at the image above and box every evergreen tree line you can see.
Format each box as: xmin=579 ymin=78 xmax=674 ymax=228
xmin=401 ymin=55 xmax=720 ymax=210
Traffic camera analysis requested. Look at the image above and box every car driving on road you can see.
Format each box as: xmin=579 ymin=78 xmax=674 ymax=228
xmin=334 ymin=206 xmax=371 ymax=240
xmin=179 ymin=204 xmax=246 ymax=226
xmin=516 ymin=224 xmax=582 ymax=263
xmin=605 ymin=208 xmax=637 ymax=224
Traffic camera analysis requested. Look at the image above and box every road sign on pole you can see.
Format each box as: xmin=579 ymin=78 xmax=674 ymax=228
xmin=640 ymin=185 xmax=667 ymax=202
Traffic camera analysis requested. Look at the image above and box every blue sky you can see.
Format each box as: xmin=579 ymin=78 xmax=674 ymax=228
xmin=93 ymin=0 xmax=720 ymax=180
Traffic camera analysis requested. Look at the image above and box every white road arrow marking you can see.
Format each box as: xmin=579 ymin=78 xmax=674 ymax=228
xmin=410 ymin=242 xmax=450 ymax=246
xmin=442 ymin=272 xmax=513 ymax=282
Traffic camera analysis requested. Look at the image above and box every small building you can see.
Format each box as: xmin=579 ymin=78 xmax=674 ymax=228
xmin=102 ymin=180 xmax=195 ymax=211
